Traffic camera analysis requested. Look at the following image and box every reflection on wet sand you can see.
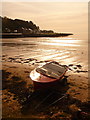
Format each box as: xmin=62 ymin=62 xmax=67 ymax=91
xmin=2 ymin=37 xmax=89 ymax=119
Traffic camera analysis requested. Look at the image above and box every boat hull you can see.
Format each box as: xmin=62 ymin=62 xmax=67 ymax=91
xmin=30 ymin=61 xmax=67 ymax=90
xmin=33 ymin=79 xmax=61 ymax=90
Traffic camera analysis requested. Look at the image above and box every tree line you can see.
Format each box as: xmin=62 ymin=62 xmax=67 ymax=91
xmin=1 ymin=16 xmax=39 ymax=33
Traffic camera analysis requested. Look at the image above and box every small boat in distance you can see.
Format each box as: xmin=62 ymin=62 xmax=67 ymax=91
xmin=30 ymin=61 xmax=68 ymax=90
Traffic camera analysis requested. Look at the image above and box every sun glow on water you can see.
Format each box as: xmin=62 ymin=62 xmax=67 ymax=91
xmin=37 ymin=37 xmax=82 ymax=47
xmin=40 ymin=42 xmax=80 ymax=47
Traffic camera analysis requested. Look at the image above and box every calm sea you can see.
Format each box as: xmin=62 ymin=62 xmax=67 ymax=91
xmin=2 ymin=35 xmax=88 ymax=66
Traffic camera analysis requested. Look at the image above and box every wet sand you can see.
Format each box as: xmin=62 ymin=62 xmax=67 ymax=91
xmin=2 ymin=37 xmax=89 ymax=119
xmin=2 ymin=57 xmax=89 ymax=119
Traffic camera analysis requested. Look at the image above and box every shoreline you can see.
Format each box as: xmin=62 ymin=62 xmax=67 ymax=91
xmin=1 ymin=33 xmax=73 ymax=38
xmin=2 ymin=36 xmax=89 ymax=119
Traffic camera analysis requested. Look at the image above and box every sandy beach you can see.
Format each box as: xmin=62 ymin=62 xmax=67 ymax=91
xmin=1 ymin=1 xmax=89 ymax=119
xmin=2 ymin=37 xmax=89 ymax=119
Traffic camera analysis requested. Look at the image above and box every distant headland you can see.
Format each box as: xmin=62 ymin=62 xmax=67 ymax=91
xmin=0 ymin=16 xmax=73 ymax=38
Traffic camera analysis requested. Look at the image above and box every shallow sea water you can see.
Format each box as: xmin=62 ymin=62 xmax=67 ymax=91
xmin=2 ymin=36 xmax=88 ymax=68
xmin=1 ymin=36 xmax=89 ymax=118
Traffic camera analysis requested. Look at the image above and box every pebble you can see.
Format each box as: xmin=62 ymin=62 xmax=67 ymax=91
xmin=68 ymin=64 xmax=73 ymax=66
xmin=76 ymin=65 xmax=82 ymax=68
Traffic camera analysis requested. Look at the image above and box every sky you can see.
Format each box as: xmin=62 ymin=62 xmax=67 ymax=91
xmin=2 ymin=0 xmax=89 ymax=2
xmin=1 ymin=1 xmax=88 ymax=40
